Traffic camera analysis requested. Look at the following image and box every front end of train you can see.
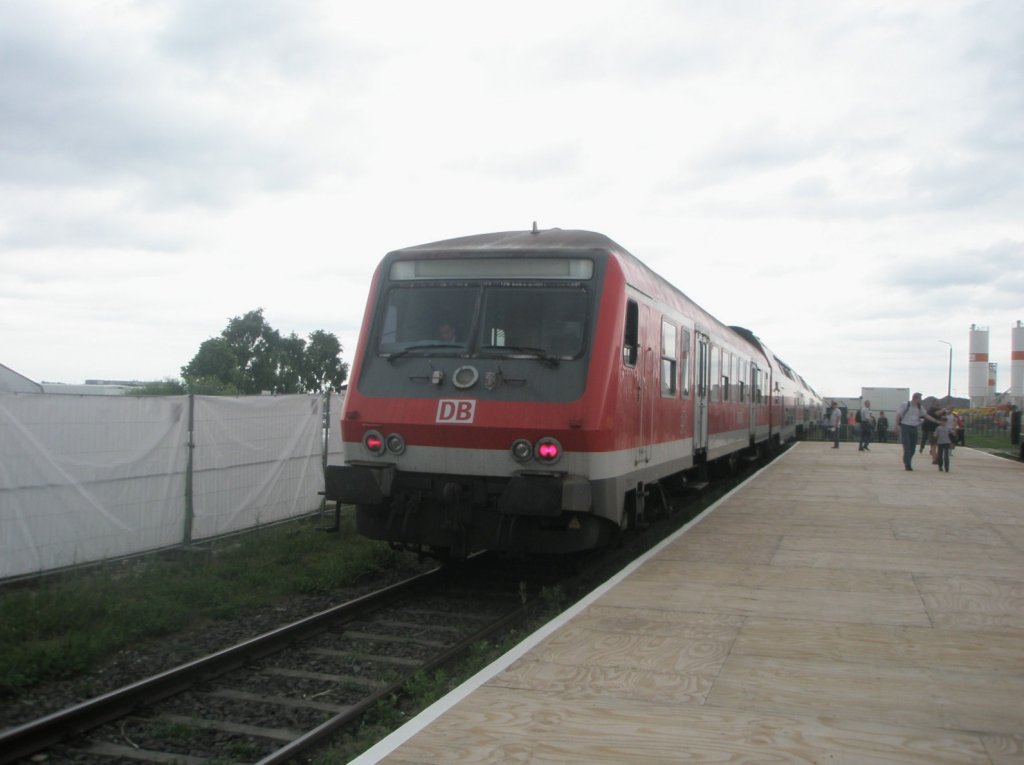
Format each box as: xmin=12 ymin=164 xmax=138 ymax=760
xmin=328 ymin=229 xmax=619 ymax=558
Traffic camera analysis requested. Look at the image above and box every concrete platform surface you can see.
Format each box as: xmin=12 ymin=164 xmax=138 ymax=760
xmin=350 ymin=442 xmax=1024 ymax=765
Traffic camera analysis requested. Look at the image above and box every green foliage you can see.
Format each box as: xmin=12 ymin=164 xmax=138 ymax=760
xmin=0 ymin=515 xmax=406 ymax=697
xmin=966 ymin=432 xmax=1011 ymax=448
xmin=182 ymin=337 xmax=243 ymax=391
xmin=305 ymin=329 xmax=348 ymax=392
xmin=180 ymin=308 xmax=349 ymax=395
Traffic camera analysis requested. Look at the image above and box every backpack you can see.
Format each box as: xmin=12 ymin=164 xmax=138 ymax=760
xmin=855 ymin=409 xmax=862 ymax=423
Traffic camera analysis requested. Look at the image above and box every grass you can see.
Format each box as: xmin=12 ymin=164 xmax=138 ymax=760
xmin=963 ymin=431 xmax=1012 ymax=449
xmin=960 ymin=430 xmax=1022 ymax=461
xmin=0 ymin=509 xmax=416 ymax=698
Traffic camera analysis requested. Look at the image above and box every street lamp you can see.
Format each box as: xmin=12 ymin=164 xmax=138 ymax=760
xmin=938 ymin=340 xmax=952 ymax=399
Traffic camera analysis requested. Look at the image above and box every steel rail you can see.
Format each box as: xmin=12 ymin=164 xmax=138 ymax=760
xmin=254 ymin=599 xmax=532 ymax=765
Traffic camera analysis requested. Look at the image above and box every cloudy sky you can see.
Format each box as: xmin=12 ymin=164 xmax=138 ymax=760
xmin=2 ymin=0 xmax=1022 ymax=400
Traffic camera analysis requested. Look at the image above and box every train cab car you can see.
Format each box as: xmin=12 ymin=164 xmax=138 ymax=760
xmin=328 ymin=228 xmax=810 ymax=558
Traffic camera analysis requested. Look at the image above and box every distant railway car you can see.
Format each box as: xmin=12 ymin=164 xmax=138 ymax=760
xmin=328 ymin=228 xmax=821 ymax=557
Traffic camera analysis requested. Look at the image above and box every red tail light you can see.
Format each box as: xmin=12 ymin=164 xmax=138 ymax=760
xmin=535 ymin=437 xmax=562 ymax=463
xmin=364 ymin=431 xmax=385 ymax=454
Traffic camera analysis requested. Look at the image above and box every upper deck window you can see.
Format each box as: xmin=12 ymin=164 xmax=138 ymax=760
xmin=390 ymin=258 xmax=594 ymax=281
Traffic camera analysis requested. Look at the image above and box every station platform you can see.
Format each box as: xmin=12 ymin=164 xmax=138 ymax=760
xmin=350 ymin=442 xmax=1024 ymax=765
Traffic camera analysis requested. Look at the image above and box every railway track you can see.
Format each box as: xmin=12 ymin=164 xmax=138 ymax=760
xmin=2 ymin=559 xmax=532 ymax=765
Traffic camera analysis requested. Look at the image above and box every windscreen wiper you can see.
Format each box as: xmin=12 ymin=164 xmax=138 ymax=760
xmin=480 ymin=344 xmax=560 ymax=367
xmin=385 ymin=343 xmax=462 ymax=363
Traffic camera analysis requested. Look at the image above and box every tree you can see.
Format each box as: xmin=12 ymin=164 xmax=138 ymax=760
xmin=276 ymin=333 xmax=309 ymax=394
xmin=181 ymin=337 xmax=243 ymax=392
xmin=181 ymin=309 xmax=347 ymax=395
xmin=304 ymin=329 xmax=348 ymax=392
xmin=221 ymin=309 xmax=282 ymax=394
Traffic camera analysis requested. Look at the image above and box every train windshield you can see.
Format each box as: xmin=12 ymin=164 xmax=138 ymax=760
xmin=376 ymin=284 xmax=588 ymax=360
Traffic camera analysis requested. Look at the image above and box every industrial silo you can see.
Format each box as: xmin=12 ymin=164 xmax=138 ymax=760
xmin=1012 ymin=320 xmax=1023 ymax=407
xmin=969 ymin=325 xmax=990 ymax=407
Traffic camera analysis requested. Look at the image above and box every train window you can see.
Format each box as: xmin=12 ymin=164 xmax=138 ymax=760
xmin=680 ymin=330 xmax=691 ymax=397
xmin=660 ymin=320 xmax=677 ymax=396
xmin=710 ymin=347 xmax=720 ymax=401
xmin=623 ymin=300 xmax=638 ymax=367
xmin=377 ymin=286 xmax=476 ymax=354
xmin=722 ymin=352 xmax=731 ymax=401
xmin=477 ymin=286 xmax=587 ymax=359
xmin=696 ymin=336 xmax=707 ymax=397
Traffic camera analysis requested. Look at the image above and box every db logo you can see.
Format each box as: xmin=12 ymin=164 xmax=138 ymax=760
xmin=436 ymin=399 xmax=476 ymax=424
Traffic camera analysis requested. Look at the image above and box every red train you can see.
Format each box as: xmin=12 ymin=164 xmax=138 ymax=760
xmin=328 ymin=228 xmax=822 ymax=557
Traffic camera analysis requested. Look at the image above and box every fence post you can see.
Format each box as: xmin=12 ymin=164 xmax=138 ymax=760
xmin=183 ymin=393 xmax=195 ymax=546
xmin=321 ymin=393 xmax=330 ymax=513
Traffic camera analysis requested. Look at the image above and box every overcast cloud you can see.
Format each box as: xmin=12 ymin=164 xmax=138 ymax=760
xmin=2 ymin=0 xmax=1022 ymax=402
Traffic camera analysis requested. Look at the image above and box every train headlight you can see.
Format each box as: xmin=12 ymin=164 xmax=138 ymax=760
xmin=385 ymin=433 xmax=406 ymax=455
xmin=364 ymin=430 xmax=385 ymax=455
xmin=511 ymin=438 xmax=533 ymax=462
xmin=534 ymin=437 xmax=563 ymax=464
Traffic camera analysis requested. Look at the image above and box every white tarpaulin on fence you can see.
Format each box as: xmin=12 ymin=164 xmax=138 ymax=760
xmin=327 ymin=392 xmax=345 ymax=465
xmin=0 ymin=393 xmax=189 ymax=579
xmin=1 ymin=392 xmax=335 ymax=580
xmin=190 ymin=395 xmax=325 ymax=539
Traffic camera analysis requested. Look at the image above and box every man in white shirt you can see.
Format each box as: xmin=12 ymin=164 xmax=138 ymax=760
xmin=895 ymin=392 xmax=939 ymax=471
xmin=858 ymin=400 xmax=874 ymax=451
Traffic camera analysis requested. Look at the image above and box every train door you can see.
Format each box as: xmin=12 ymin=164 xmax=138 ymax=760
xmin=624 ymin=299 xmax=654 ymax=465
xmin=637 ymin=304 xmax=655 ymax=465
xmin=750 ymin=362 xmax=760 ymax=435
xmin=694 ymin=331 xmax=710 ymax=453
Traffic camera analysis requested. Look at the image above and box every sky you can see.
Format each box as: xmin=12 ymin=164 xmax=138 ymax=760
xmin=2 ymin=0 xmax=1022 ymax=400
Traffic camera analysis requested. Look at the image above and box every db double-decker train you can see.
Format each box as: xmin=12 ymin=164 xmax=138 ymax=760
xmin=327 ymin=227 xmax=822 ymax=557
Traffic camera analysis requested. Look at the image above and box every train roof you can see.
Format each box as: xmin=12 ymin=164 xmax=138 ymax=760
xmin=388 ymin=228 xmax=624 ymax=256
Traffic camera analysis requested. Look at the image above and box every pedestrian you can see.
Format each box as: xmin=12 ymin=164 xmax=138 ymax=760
xmin=953 ymin=411 xmax=965 ymax=446
xmin=895 ymin=392 xmax=941 ymax=471
xmin=920 ymin=398 xmax=942 ymax=457
xmin=858 ymin=399 xmax=875 ymax=451
xmin=827 ymin=401 xmax=842 ymax=448
xmin=877 ymin=411 xmax=889 ymax=443
xmin=935 ymin=409 xmax=955 ymax=472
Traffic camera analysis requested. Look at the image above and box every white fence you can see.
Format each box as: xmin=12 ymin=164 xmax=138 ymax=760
xmin=0 ymin=392 xmax=346 ymax=580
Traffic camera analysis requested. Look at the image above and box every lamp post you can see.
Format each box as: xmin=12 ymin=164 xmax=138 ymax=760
xmin=938 ymin=340 xmax=952 ymax=399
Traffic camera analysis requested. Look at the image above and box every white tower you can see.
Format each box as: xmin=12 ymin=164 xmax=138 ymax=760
xmin=968 ymin=324 xmax=990 ymax=407
xmin=1012 ymin=320 xmax=1024 ymax=407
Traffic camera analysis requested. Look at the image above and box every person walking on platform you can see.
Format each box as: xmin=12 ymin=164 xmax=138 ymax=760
xmin=827 ymin=401 xmax=841 ymax=448
xmin=858 ymin=400 xmax=875 ymax=451
xmin=920 ymin=398 xmax=942 ymax=457
xmin=877 ymin=411 xmax=889 ymax=443
xmin=896 ymin=392 xmax=940 ymax=471
xmin=935 ymin=409 xmax=955 ymax=472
